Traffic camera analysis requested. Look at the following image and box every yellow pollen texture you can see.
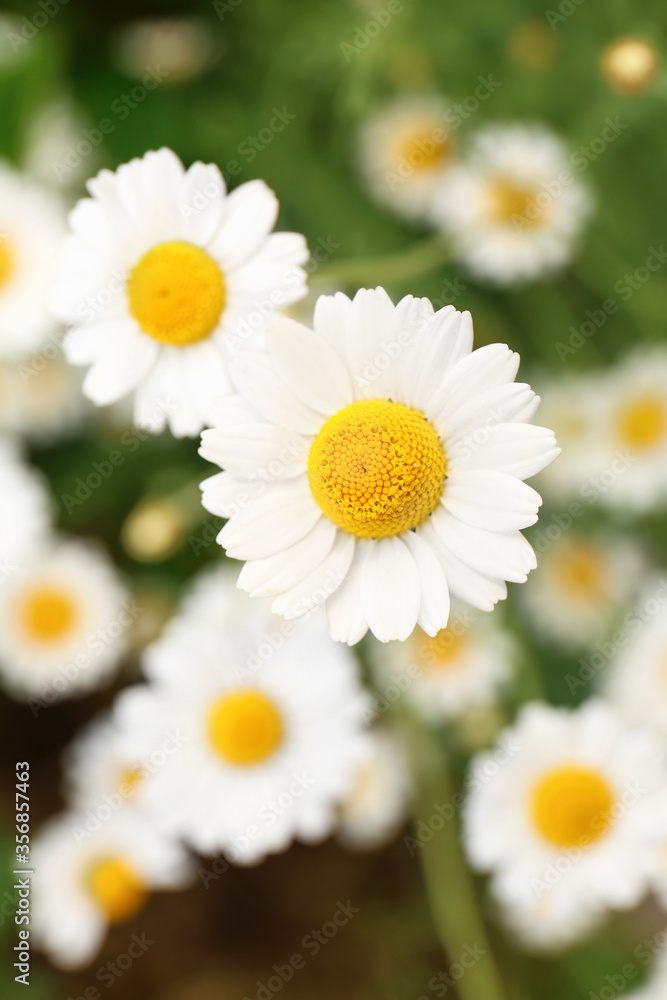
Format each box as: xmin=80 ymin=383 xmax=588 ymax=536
xmin=18 ymin=585 xmax=79 ymax=644
xmin=616 ymin=396 xmax=666 ymax=451
xmin=530 ymin=765 xmax=615 ymax=849
xmin=207 ymin=689 xmax=284 ymax=766
xmin=308 ymin=400 xmax=446 ymax=539
xmin=87 ymin=857 xmax=148 ymax=924
xmin=127 ymin=240 xmax=225 ymax=347
xmin=0 ymin=237 xmax=14 ymax=289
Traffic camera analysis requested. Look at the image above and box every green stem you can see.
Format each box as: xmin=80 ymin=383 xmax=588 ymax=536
xmin=314 ymin=235 xmax=451 ymax=288
xmin=409 ymin=721 xmax=510 ymax=1000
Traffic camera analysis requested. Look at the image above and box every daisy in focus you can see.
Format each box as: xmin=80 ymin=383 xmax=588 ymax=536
xmin=32 ymin=809 xmax=191 ymax=969
xmin=519 ymin=531 xmax=644 ymax=650
xmin=114 ymin=568 xmax=370 ymax=863
xmin=431 ymin=123 xmax=592 ymax=285
xmin=371 ymin=603 xmax=515 ymax=721
xmin=200 ymin=288 xmax=559 ymax=643
xmin=0 ymin=537 xmax=129 ymax=703
xmin=357 ymin=95 xmax=456 ymax=222
xmin=51 ymin=148 xmax=309 ymax=437
xmin=0 ymin=439 xmax=52 ymax=572
xmin=63 ymin=713 xmax=151 ymax=814
xmin=0 ymin=163 xmax=66 ymax=356
xmin=463 ymin=700 xmax=667 ymax=950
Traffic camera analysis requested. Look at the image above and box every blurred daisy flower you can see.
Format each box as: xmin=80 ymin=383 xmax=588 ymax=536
xmin=371 ymin=603 xmax=515 ymax=720
xmin=32 ymin=810 xmax=191 ymax=969
xmin=531 ymin=373 xmax=601 ymax=503
xmin=63 ymin=713 xmax=151 ymax=815
xmin=23 ymin=97 xmax=98 ymax=192
xmin=431 ymin=123 xmax=592 ymax=285
xmin=52 ymin=148 xmax=309 ymax=437
xmin=200 ymin=288 xmax=559 ymax=643
xmin=0 ymin=163 xmax=66 ymax=356
xmin=112 ymin=17 xmax=215 ymax=83
xmin=0 ymin=537 xmax=128 ymax=703
xmin=519 ymin=531 xmax=645 ymax=650
xmin=114 ymin=568 xmax=370 ymax=864
xmin=357 ymin=95 xmax=456 ymax=222
xmin=0 ymin=353 xmax=88 ymax=443
xmin=463 ymin=700 xmax=667 ymax=950
xmin=337 ymin=727 xmax=411 ymax=850
xmin=0 ymin=439 xmax=52 ymax=572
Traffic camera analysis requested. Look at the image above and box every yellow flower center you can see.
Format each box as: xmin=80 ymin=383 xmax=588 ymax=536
xmin=18 ymin=585 xmax=79 ymax=644
xmin=87 ymin=857 xmax=148 ymax=924
xmin=551 ymin=541 xmax=608 ymax=603
xmin=117 ymin=768 xmax=143 ymax=798
xmin=308 ymin=400 xmax=446 ymax=539
xmin=616 ymin=396 xmax=667 ymax=451
xmin=127 ymin=240 xmax=225 ymax=346
xmin=0 ymin=236 xmax=14 ymax=289
xmin=489 ymin=178 xmax=544 ymax=227
xmin=530 ymin=766 xmax=615 ymax=849
xmin=398 ymin=127 xmax=452 ymax=173
xmin=207 ymin=690 xmax=284 ymax=766
xmin=416 ymin=626 xmax=470 ymax=670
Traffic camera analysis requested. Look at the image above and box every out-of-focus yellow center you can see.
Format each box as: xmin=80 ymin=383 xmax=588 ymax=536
xmin=18 ymin=585 xmax=79 ymax=644
xmin=601 ymin=38 xmax=660 ymax=95
xmin=398 ymin=127 xmax=452 ymax=172
xmin=551 ymin=541 xmax=608 ymax=603
xmin=308 ymin=400 xmax=446 ymax=539
xmin=118 ymin=768 xmax=143 ymax=798
xmin=416 ymin=626 xmax=470 ymax=669
xmin=127 ymin=240 xmax=225 ymax=346
xmin=0 ymin=237 xmax=14 ymax=289
xmin=489 ymin=178 xmax=543 ymax=227
xmin=531 ymin=766 xmax=615 ymax=848
xmin=207 ymin=690 xmax=284 ymax=766
xmin=87 ymin=857 xmax=148 ymax=924
xmin=616 ymin=396 xmax=667 ymax=451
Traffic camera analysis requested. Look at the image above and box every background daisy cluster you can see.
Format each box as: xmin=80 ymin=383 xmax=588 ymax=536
xmin=1 ymin=1 xmax=667 ymax=999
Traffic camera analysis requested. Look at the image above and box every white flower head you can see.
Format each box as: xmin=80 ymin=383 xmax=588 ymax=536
xmin=520 ymin=531 xmax=645 ymax=650
xmin=114 ymin=567 xmax=370 ymax=864
xmin=0 ymin=537 xmax=129 ymax=703
xmin=431 ymin=123 xmax=592 ymax=285
xmin=32 ymin=809 xmax=191 ymax=969
xmin=0 ymin=438 xmax=52 ymax=573
xmin=63 ymin=713 xmax=152 ymax=815
xmin=52 ymin=148 xmax=309 ymax=437
xmin=463 ymin=700 xmax=667 ymax=951
xmin=200 ymin=288 xmax=559 ymax=643
xmin=0 ymin=163 xmax=66 ymax=356
xmin=371 ymin=602 xmax=515 ymax=720
xmin=0 ymin=353 xmax=88 ymax=443
xmin=357 ymin=94 xmax=456 ymax=222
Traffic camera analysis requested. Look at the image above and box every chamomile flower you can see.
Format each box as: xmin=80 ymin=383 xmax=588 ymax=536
xmin=431 ymin=123 xmax=591 ymax=285
xmin=0 ymin=164 xmax=66 ymax=356
xmin=0 ymin=439 xmax=52 ymax=572
xmin=463 ymin=701 xmax=667 ymax=949
xmin=357 ymin=95 xmax=455 ymax=222
xmin=532 ymin=373 xmax=601 ymax=503
xmin=337 ymin=728 xmax=411 ymax=850
xmin=51 ymin=148 xmax=309 ymax=437
xmin=603 ymin=581 xmax=667 ymax=739
xmin=32 ymin=809 xmax=191 ymax=969
xmin=114 ymin=568 xmax=369 ymax=864
xmin=200 ymin=288 xmax=559 ymax=643
xmin=63 ymin=713 xmax=150 ymax=813
xmin=0 ymin=538 xmax=128 ymax=702
xmin=371 ymin=603 xmax=515 ymax=721
xmin=0 ymin=353 xmax=87 ymax=442
xmin=519 ymin=532 xmax=645 ymax=650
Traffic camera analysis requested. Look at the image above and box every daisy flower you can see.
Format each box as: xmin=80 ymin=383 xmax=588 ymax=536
xmin=0 ymin=163 xmax=66 ymax=356
xmin=519 ymin=531 xmax=645 ymax=650
xmin=32 ymin=809 xmax=191 ymax=969
xmin=431 ymin=123 xmax=592 ymax=285
xmin=463 ymin=700 xmax=667 ymax=950
xmin=200 ymin=288 xmax=559 ymax=643
xmin=603 ymin=581 xmax=667 ymax=739
xmin=0 ymin=353 xmax=87 ymax=442
xmin=0 ymin=537 xmax=129 ymax=703
xmin=0 ymin=439 xmax=52 ymax=573
xmin=112 ymin=16 xmax=214 ymax=83
xmin=371 ymin=602 xmax=515 ymax=720
xmin=63 ymin=713 xmax=151 ymax=814
xmin=114 ymin=568 xmax=369 ymax=863
xmin=51 ymin=148 xmax=309 ymax=437
xmin=357 ymin=95 xmax=456 ymax=222
xmin=337 ymin=728 xmax=411 ymax=850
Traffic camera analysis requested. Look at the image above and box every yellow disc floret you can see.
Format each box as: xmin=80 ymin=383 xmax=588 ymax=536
xmin=616 ymin=396 xmax=667 ymax=452
xmin=18 ymin=585 xmax=79 ymax=644
xmin=530 ymin=765 xmax=615 ymax=849
xmin=207 ymin=689 xmax=284 ymax=766
xmin=416 ymin=626 xmax=470 ymax=670
xmin=308 ymin=399 xmax=446 ymax=539
xmin=87 ymin=856 xmax=148 ymax=924
xmin=127 ymin=240 xmax=225 ymax=347
xmin=0 ymin=237 xmax=14 ymax=289
xmin=489 ymin=178 xmax=544 ymax=228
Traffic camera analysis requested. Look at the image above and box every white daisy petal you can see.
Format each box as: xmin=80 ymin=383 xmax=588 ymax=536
xmin=270 ymin=531 xmax=355 ymax=620
xmin=360 ymin=535 xmax=421 ymax=642
xmin=441 ymin=471 xmax=542 ymax=531
xmin=325 ymin=544 xmax=370 ymax=645
xmin=403 ymin=529 xmax=450 ymax=636
xmin=231 ymin=350 xmax=322 ymax=435
xmin=210 ymin=178 xmax=278 ymax=270
xmin=266 ymin=318 xmax=353 ymax=415
xmin=237 ymin=518 xmax=337 ymax=598
xmin=83 ymin=324 xmax=158 ymax=406
xmin=219 ymin=478 xmax=322 ymax=560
